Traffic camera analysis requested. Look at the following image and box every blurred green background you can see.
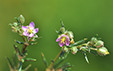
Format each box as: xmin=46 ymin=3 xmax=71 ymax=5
xmin=0 ymin=0 xmax=113 ymax=71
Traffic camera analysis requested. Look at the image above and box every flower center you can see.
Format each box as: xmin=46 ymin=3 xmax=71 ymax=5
xmin=28 ymin=29 xmax=32 ymax=33
xmin=61 ymin=36 xmax=67 ymax=44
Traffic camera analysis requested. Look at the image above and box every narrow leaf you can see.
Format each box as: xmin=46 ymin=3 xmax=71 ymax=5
xmin=56 ymin=62 xmax=73 ymax=69
xmin=41 ymin=52 xmax=48 ymax=67
xmin=18 ymin=61 xmax=22 ymax=71
xmin=23 ymin=64 xmax=32 ymax=71
xmin=83 ymin=52 xmax=89 ymax=63
xmin=60 ymin=20 xmax=64 ymax=27
xmin=15 ymin=40 xmax=24 ymax=44
xmin=24 ymin=58 xmax=36 ymax=62
xmin=90 ymin=51 xmax=97 ymax=55
xmin=68 ymin=38 xmax=88 ymax=47
xmin=29 ymin=42 xmax=37 ymax=45
xmin=5 ymin=57 xmax=13 ymax=70
xmin=54 ymin=58 xmax=65 ymax=68
xmin=13 ymin=45 xmax=21 ymax=55
xmin=12 ymin=53 xmax=16 ymax=69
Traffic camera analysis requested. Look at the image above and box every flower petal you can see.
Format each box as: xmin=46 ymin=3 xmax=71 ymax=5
xmin=65 ymin=40 xmax=69 ymax=46
xmin=59 ymin=41 xmax=64 ymax=47
xmin=29 ymin=22 xmax=35 ymax=29
xmin=33 ymin=28 xmax=39 ymax=34
xmin=65 ymin=36 xmax=70 ymax=46
xmin=60 ymin=34 xmax=65 ymax=38
xmin=65 ymin=35 xmax=70 ymax=41
xmin=29 ymin=33 xmax=34 ymax=37
xmin=23 ymin=32 xmax=29 ymax=36
xmin=56 ymin=37 xmax=60 ymax=42
xmin=22 ymin=26 xmax=28 ymax=31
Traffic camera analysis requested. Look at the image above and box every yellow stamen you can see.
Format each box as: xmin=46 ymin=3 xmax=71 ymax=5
xmin=29 ymin=29 xmax=32 ymax=33
xmin=61 ymin=37 xmax=66 ymax=44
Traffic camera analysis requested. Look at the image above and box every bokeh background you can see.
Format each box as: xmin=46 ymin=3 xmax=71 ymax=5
xmin=0 ymin=0 xmax=113 ymax=71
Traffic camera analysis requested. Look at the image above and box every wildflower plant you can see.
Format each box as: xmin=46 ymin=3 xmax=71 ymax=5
xmin=7 ymin=15 xmax=39 ymax=71
xmin=43 ymin=21 xmax=109 ymax=71
xmin=7 ymin=15 xmax=109 ymax=71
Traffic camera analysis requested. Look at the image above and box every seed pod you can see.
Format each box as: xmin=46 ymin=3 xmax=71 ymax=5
xmin=91 ymin=37 xmax=98 ymax=44
xmin=97 ymin=47 xmax=109 ymax=56
xmin=63 ymin=46 xmax=69 ymax=52
xmin=71 ymin=46 xmax=78 ymax=54
xmin=95 ymin=40 xmax=104 ymax=48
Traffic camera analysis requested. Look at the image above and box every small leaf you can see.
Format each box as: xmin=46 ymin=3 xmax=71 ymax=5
xmin=90 ymin=51 xmax=97 ymax=55
xmin=5 ymin=57 xmax=13 ymax=70
xmin=55 ymin=30 xmax=59 ymax=33
xmin=56 ymin=62 xmax=73 ymax=69
xmin=22 ymin=50 xmax=28 ymax=56
xmin=23 ymin=64 xmax=32 ymax=71
xmin=68 ymin=38 xmax=88 ymax=47
xmin=14 ymin=17 xmax=20 ymax=23
xmin=83 ymin=52 xmax=89 ymax=63
xmin=41 ymin=52 xmax=48 ymax=67
xmin=24 ymin=58 xmax=36 ymax=62
xmin=87 ymin=46 xmax=91 ymax=52
xmin=9 ymin=23 xmax=13 ymax=26
xmin=18 ymin=61 xmax=22 ymax=71
xmin=60 ymin=20 xmax=64 ymax=27
xmin=12 ymin=53 xmax=16 ymax=69
xmin=13 ymin=45 xmax=21 ymax=55
xmin=15 ymin=40 xmax=24 ymax=44
xmin=29 ymin=42 xmax=37 ymax=45
xmin=54 ymin=58 xmax=65 ymax=68
xmin=13 ymin=45 xmax=22 ymax=61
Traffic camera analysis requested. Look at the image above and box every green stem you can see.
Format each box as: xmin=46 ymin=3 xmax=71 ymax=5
xmin=90 ymin=48 xmax=97 ymax=51
xmin=22 ymin=44 xmax=28 ymax=54
xmin=47 ymin=47 xmax=63 ymax=69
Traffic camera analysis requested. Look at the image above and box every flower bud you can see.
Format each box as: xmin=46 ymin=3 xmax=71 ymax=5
xmin=18 ymin=15 xmax=25 ymax=24
xmin=13 ymin=22 xmax=18 ymax=26
xmin=64 ymin=46 xmax=69 ymax=52
xmin=11 ymin=26 xmax=17 ymax=32
xmin=91 ymin=37 xmax=97 ymax=43
xmin=97 ymin=47 xmax=109 ymax=56
xmin=60 ymin=27 xmax=65 ymax=33
xmin=64 ymin=31 xmax=74 ymax=39
xmin=95 ymin=40 xmax=104 ymax=48
xmin=71 ymin=46 xmax=78 ymax=54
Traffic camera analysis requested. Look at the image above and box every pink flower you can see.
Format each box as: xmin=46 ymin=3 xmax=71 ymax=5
xmin=22 ymin=22 xmax=39 ymax=37
xmin=56 ymin=34 xmax=70 ymax=47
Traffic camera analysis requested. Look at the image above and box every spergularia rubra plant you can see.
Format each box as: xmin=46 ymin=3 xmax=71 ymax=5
xmin=6 ymin=15 xmax=109 ymax=71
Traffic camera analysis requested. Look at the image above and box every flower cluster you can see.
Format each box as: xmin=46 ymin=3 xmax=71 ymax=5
xmin=8 ymin=15 xmax=110 ymax=71
xmin=8 ymin=15 xmax=39 ymax=71
xmin=56 ymin=22 xmax=109 ymax=64
xmin=9 ymin=15 xmax=39 ymax=41
xmin=56 ymin=23 xmax=78 ymax=55
xmin=90 ymin=37 xmax=109 ymax=56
